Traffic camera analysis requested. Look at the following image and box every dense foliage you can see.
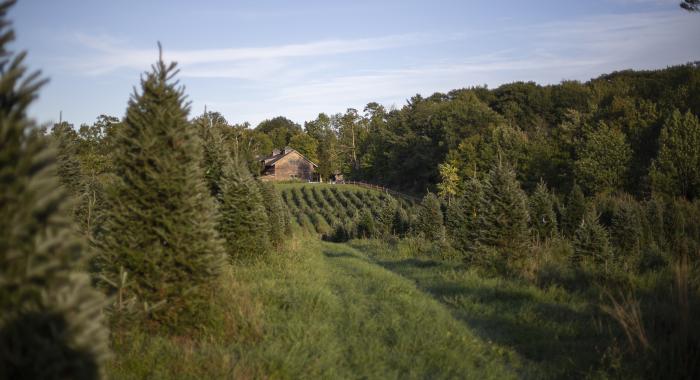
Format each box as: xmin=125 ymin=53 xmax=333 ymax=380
xmin=0 ymin=1 xmax=109 ymax=377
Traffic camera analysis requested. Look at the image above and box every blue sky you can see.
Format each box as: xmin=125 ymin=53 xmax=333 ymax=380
xmin=11 ymin=0 xmax=700 ymax=127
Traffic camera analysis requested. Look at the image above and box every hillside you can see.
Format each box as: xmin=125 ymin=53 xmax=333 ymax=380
xmin=277 ymin=183 xmax=416 ymax=239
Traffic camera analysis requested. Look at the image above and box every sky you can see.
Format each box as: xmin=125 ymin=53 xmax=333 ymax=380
xmin=11 ymin=0 xmax=700 ymax=128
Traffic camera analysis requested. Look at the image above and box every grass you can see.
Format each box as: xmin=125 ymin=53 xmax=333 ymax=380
xmin=108 ymin=238 xmax=521 ymax=379
xmin=107 ymin=235 xmax=692 ymax=379
xmin=348 ymin=239 xmax=613 ymax=379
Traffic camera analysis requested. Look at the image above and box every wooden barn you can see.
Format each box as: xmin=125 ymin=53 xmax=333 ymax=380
xmin=260 ymin=147 xmax=318 ymax=182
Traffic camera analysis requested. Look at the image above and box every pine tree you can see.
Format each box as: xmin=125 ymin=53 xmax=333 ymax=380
xmin=356 ymin=209 xmax=377 ymax=239
xmin=650 ymin=110 xmax=700 ymax=200
xmin=198 ymin=121 xmax=229 ymax=198
xmin=563 ymin=183 xmax=586 ymax=237
xmin=259 ymin=181 xmax=288 ymax=249
xmin=572 ymin=210 xmax=612 ymax=267
xmin=446 ymin=175 xmax=484 ymax=255
xmin=416 ymin=192 xmax=446 ymax=242
xmin=478 ymin=161 xmax=529 ymax=254
xmin=96 ymin=50 xmax=224 ymax=330
xmin=50 ymin=122 xmax=83 ymax=197
xmin=392 ymin=205 xmax=411 ymax=237
xmin=609 ymin=195 xmax=644 ymax=257
xmin=217 ymin=156 xmax=271 ymax=259
xmin=0 ymin=1 xmax=109 ymax=377
xmin=377 ymin=197 xmax=398 ymax=236
xmin=529 ymin=179 xmax=558 ymax=241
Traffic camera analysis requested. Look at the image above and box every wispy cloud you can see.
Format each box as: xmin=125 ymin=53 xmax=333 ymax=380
xmin=72 ymin=32 xmax=447 ymax=75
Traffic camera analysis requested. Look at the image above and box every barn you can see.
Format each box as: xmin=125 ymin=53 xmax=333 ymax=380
xmin=260 ymin=147 xmax=318 ymax=182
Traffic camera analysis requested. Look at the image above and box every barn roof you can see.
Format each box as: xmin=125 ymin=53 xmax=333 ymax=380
xmin=260 ymin=147 xmax=318 ymax=168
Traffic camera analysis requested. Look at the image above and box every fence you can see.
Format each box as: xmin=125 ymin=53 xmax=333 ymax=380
xmin=342 ymin=180 xmax=421 ymax=203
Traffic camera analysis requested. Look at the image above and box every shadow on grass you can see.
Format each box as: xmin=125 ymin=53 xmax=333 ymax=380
xmin=372 ymin=257 xmax=608 ymax=378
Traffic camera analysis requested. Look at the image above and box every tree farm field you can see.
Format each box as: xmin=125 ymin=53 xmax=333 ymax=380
xmin=4 ymin=1 xmax=700 ymax=379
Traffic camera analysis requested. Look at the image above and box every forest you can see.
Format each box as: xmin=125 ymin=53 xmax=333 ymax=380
xmin=2 ymin=0 xmax=700 ymax=378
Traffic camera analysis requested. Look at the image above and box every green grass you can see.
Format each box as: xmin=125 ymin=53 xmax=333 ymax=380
xmin=108 ymin=238 xmax=521 ymax=379
xmin=348 ymin=239 xmax=612 ymax=379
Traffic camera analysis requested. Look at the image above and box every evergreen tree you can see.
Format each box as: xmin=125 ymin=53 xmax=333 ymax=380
xmin=50 ymin=122 xmax=82 ymax=197
xmin=609 ymin=195 xmax=644 ymax=257
xmin=217 ymin=156 xmax=271 ymax=259
xmin=377 ymin=197 xmax=398 ymax=236
xmin=529 ymin=179 xmax=558 ymax=241
xmin=572 ymin=209 xmax=612 ymax=267
xmin=259 ymin=181 xmax=288 ymax=249
xmin=392 ymin=205 xmax=411 ymax=237
xmin=478 ymin=161 xmax=530 ymax=254
xmin=446 ymin=175 xmax=484 ymax=255
xmin=96 ymin=51 xmax=224 ymax=330
xmin=356 ymin=209 xmax=377 ymax=239
xmin=0 ymin=1 xmax=109 ymax=376
xmin=563 ymin=183 xmax=586 ymax=237
xmin=416 ymin=192 xmax=445 ymax=242
xmin=197 ymin=120 xmax=229 ymax=198
xmin=650 ymin=110 xmax=700 ymax=200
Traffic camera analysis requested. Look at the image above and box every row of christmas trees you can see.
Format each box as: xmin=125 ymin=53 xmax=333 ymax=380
xmin=0 ymin=1 xmax=288 ymax=377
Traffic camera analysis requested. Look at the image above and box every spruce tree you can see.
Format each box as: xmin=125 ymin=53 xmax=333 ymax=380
xmin=217 ymin=155 xmax=271 ymax=259
xmin=50 ymin=122 xmax=83 ymax=198
xmin=446 ymin=175 xmax=484 ymax=255
xmin=572 ymin=210 xmax=612 ymax=267
xmin=416 ymin=192 xmax=446 ymax=242
xmin=356 ymin=209 xmax=377 ymax=239
xmin=377 ymin=197 xmax=398 ymax=236
xmin=197 ymin=120 xmax=228 ymax=198
xmin=478 ymin=161 xmax=529 ymax=254
xmin=529 ymin=179 xmax=558 ymax=241
xmin=0 ymin=1 xmax=109 ymax=377
xmin=563 ymin=183 xmax=586 ymax=237
xmin=392 ymin=205 xmax=411 ymax=237
xmin=96 ymin=50 xmax=224 ymax=330
xmin=609 ymin=195 xmax=644 ymax=257
xmin=258 ymin=181 xmax=288 ymax=249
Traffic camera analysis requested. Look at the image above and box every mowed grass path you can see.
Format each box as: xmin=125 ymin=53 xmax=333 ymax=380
xmin=109 ymin=239 xmax=523 ymax=379
xmin=231 ymin=240 xmax=521 ymax=379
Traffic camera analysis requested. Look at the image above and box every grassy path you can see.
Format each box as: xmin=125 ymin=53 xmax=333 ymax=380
xmin=109 ymin=239 xmax=524 ymax=379
xmin=312 ymin=241 xmax=521 ymax=379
